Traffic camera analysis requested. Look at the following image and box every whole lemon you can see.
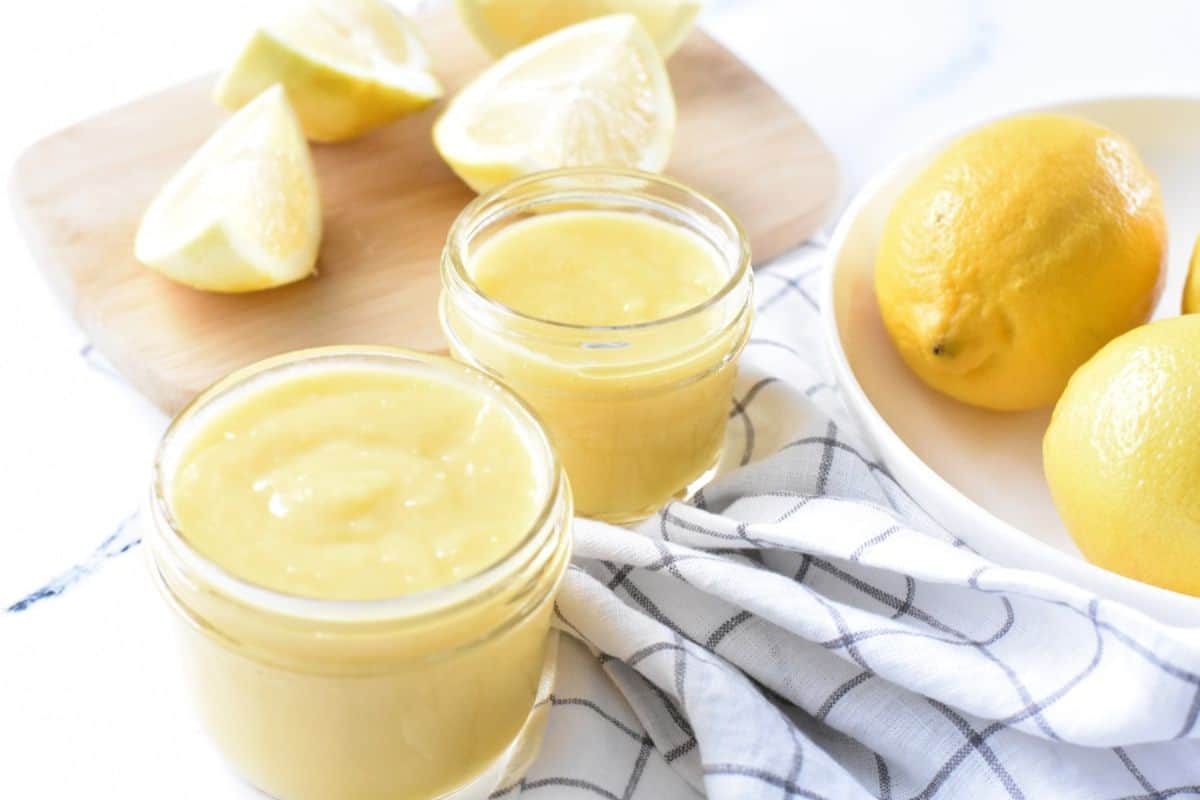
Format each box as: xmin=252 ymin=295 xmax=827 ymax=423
xmin=876 ymin=114 xmax=1166 ymax=410
xmin=1044 ymin=315 xmax=1200 ymax=596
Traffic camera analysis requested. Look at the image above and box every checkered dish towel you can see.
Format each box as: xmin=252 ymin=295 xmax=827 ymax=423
xmin=503 ymin=243 xmax=1200 ymax=800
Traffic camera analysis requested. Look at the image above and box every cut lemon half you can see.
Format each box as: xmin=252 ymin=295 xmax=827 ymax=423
xmin=456 ymin=0 xmax=702 ymax=57
xmin=433 ymin=14 xmax=675 ymax=193
xmin=214 ymin=0 xmax=442 ymax=142
xmin=135 ymin=86 xmax=321 ymax=293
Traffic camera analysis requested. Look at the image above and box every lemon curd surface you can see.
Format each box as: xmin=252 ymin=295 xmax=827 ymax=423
xmin=150 ymin=350 xmax=571 ymax=800
xmin=471 ymin=211 xmax=726 ymax=326
xmin=446 ymin=204 xmax=752 ymax=521
xmin=170 ymin=366 xmax=541 ymax=600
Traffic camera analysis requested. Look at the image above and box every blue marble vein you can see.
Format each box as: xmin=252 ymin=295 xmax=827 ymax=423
xmin=6 ymin=511 xmax=142 ymax=613
xmin=79 ymin=341 xmax=123 ymax=381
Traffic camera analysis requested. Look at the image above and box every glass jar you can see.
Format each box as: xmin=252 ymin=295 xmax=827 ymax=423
xmin=145 ymin=347 xmax=572 ymax=800
xmin=441 ymin=168 xmax=754 ymax=523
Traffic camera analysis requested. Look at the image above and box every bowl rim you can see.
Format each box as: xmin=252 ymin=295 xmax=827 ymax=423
xmin=820 ymin=89 xmax=1200 ymax=627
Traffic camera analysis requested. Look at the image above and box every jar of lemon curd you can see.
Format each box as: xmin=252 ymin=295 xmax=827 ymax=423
xmin=441 ymin=169 xmax=754 ymax=523
xmin=146 ymin=347 xmax=571 ymax=800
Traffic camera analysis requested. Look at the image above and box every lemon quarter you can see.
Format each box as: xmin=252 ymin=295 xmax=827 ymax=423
xmin=456 ymin=0 xmax=702 ymax=57
xmin=214 ymin=0 xmax=442 ymax=142
xmin=134 ymin=86 xmax=321 ymax=293
xmin=433 ymin=14 xmax=675 ymax=194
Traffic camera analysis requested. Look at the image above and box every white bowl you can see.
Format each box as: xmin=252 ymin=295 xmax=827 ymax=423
xmin=823 ymin=93 xmax=1200 ymax=628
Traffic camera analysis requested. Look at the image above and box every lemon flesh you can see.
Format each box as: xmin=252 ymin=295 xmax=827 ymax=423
xmin=1183 ymin=235 xmax=1200 ymax=314
xmin=214 ymin=0 xmax=442 ymax=142
xmin=456 ymin=0 xmax=702 ymax=57
xmin=1044 ymin=315 xmax=1200 ymax=597
xmin=134 ymin=86 xmax=321 ymax=293
xmin=433 ymin=14 xmax=675 ymax=193
xmin=875 ymin=114 xmax=1166 ymax=411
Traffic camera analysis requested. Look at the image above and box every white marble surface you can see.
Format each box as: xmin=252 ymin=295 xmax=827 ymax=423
xmin=1 ymin=1 xmax=1198 ymax=797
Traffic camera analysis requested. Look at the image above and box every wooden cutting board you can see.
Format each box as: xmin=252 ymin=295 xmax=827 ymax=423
xmin=11 ymin=6 xmax=839 ymax=413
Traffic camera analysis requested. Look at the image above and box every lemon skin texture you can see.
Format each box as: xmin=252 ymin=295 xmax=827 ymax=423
xmin=1044 ymin=315 xmax=1200 ymax=597
xmin=875 ymin=114 xmax=1166 ymax=411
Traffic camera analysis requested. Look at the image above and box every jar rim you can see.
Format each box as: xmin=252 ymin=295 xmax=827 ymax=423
xmin=149 ymin=345 xmax=568 ymax=623
xmin=443 ymin=167 xmax=753 ymax=334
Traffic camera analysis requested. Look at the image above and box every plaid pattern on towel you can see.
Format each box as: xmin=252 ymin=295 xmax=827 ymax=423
xmin=501 ymin=242 xmax=1200 ymax=800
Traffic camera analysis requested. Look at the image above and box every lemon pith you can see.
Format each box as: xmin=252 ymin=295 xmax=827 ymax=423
xmin=1044 ymin=315 xmax=1200 ymax=597
xmin=134 ymin=86 xmax=321 ymax=293
xmin=875 ymin=113 xmax=1166 ymax=411
xmin=214 ymin=0 xmax=442 ymax=142
xmin=433 ymin=14 xmax=675 ymax=194
xmin=455 ymin=0 xmax=702 ymax=57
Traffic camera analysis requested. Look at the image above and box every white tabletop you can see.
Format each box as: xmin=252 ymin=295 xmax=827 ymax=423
xmin=2 ymin=1 xmax=1198 ymax=796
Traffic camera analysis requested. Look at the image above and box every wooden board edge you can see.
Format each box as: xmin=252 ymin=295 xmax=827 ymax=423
xmin=10 ymin=151 xmax=77 ymax=311
xmin=10 ymin=124 xmax=215 ymax=412
xmin=693 ymin=37 xmax=842 ymax=245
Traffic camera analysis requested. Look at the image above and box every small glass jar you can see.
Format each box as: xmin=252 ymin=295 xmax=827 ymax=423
xmin=145 ymin=347 xmax=572 ymax=800
xmin=441 ymin=169 xmax=754 ymax=523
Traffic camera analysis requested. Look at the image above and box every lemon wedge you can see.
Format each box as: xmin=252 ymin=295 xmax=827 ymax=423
xmin=134 ymin=86 xmax=321 ymax=293
xmin=214 ymin=0 xmax=442 ymax=142
xmin=434 ymin=14 xmax=674 ymax=193
xmin=456 ymin=0 xmax=702 ymax=57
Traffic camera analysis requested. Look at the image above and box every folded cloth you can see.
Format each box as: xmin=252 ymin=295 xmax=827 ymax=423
xmin=498 ymin=243 xmax=1200 ymax=800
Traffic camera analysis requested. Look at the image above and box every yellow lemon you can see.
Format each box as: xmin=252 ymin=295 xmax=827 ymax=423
xmin=1183 ymin=234 xmax=1200 ymax=313
xmin=134 ymin=86 xmax=321 ymax=293
xmin=875 ymin=114 xmax=1166 ymax=411
xmin=433 ymin=14 xmax=674 ymax=193
xmin=1044 ymin=315 xmax=1200 ymax=596
xmin=214 ymin=0 xmax=442 ymax=143
xmin=455 ymin=0 xmax=702 ymax=57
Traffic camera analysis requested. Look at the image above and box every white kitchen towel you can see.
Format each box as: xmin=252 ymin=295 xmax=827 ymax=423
xmin=499 ymin=242 xmax=1200 ymax=800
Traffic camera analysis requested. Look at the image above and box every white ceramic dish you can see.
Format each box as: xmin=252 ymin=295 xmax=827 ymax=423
xmin=823 ymin=93 xmax=1200 ymax=628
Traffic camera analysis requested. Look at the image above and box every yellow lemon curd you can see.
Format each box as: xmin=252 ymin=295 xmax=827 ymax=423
xmin=471 ymin=211 xmax=725 ymax=327
xmin=171 ymin=367 xmax=542 ymax=599
xmin=443 ymin=195 xmax=752 ymax=522
xmin=149 ymin=349 xmax=570 ymax=800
